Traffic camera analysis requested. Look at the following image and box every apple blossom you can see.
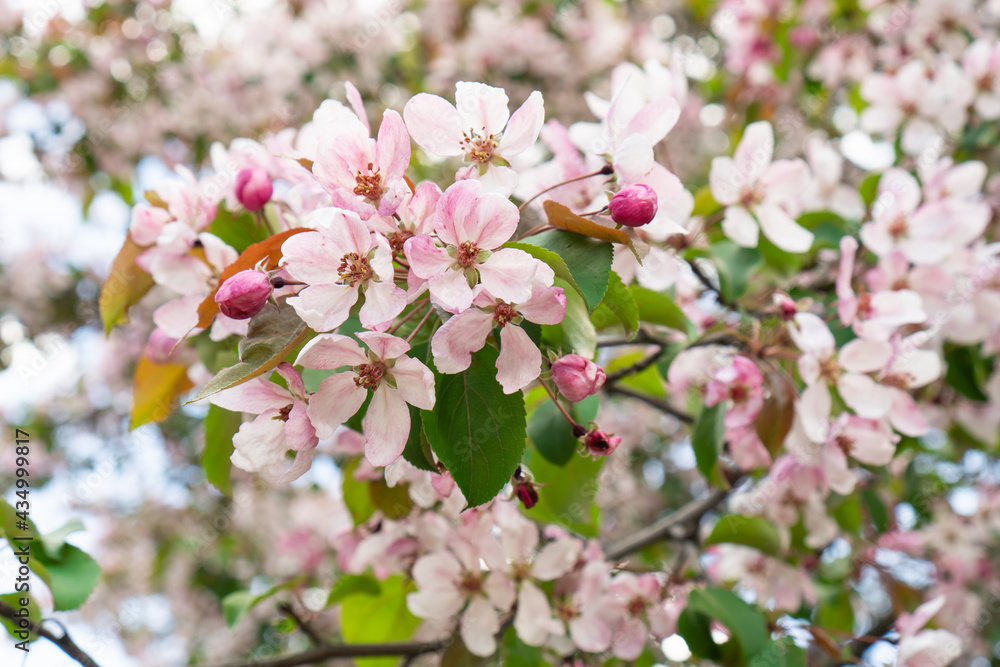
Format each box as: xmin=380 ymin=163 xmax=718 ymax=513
xmin=234 ymin=167 xmax=273 ymax=211
xmin=214 ymin=269 xmax=272 ymax=320
xmin=550 ymin=354 xmax=606 ymax=401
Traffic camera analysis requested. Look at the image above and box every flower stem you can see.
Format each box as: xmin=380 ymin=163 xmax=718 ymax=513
xmin=539 ymin=378 xmax=579 ymax=428
xmin=405 ymin=307 xmax=434 ymax=343
xmin=517 ymin=166 xmax=614 ymax=213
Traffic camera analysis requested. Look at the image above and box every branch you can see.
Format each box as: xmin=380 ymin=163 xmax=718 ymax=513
xmin=198 ymin=639 xmax=450 ymax=667
xmin=603 ymin=488 xmax=730 ymax=561
xmin=0 ymin=600 xmax=103 ymax=667
xmin=277 ymin=602 xmax=326 ymax=647
xmin=604 ymin=384 xmax=694 ymax=424
xmin=605 ymin=348 xmax=664 ymax=384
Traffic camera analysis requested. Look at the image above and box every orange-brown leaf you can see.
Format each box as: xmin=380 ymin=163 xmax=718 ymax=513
xmin=543 ymin=200 xmax=633 ymax=247
xmin=756 ymin=361 xmax=796 ymax=456
xmin=130 ymin=356 xmax=195 ymax=429
xmin=196 ymin=227 xmax=309 ymax=329
xmin=100 ymin=233 xmax=155 ymax=335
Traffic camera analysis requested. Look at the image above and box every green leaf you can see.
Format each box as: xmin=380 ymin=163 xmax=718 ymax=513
xmin=526 ymin=394 xmax=597 ymax=466
xmin=341 ymin=576 xmax=420 ymax=667
xmin=705 ymin=514 xmax=783 ymax=557
xmin=36 ymin=543 xmax=101 ymax=611
xmin=342 ymin=459 xmax=377 ymax=525
xmin=204 ymin=405 xmax=241 ymax=496
xmin=832 ymin=493 xmax=862 ymax=536
xmin=630 ymin=286 xmax=692 ymax=334
xmin=692 ymin=185 xmax=721 ymax=216
xmin=130 ymin=356 xmax=195 ymax=429
xmin=521 ymin=440 xmax=604 ymax=536
xmin=606 ymin=351 xmax=666 ymax=397
xmin=403 ymin=405 xmax=437 ymax=472
xmin=370 ymin=478 xmax=414 ymax=519
xmin=692 ymin=403 xmax=726 ymax=485
xmin=553 ymin=284 xmax=597 ymax=357
xmin=749 ymin=639 xmax=808 ymax=667
xmin=515 ymin=230 xmax=613 ymax=311
xmin=502 ymin=625 xmax=549 ymax=666
xmin=189 ymin=298 xmax=311 ymax=403
xmin=685 ymin=587 xmax=769 ymax=659
xmin=944 ymin=343 xmax=989 ymax=402
xmin=759 ymin=235 xmax=804 ymax=275
xmin=210 ymin=208 xmax=268 ymax=253
xmin=424 ymin=346 xmax=527 ymax=506
xmin=862 ymin=488 xmax=890 ymax=532
xmin=815 ymin=586 xmax=855 ymax=634
xmin=39 ymin=519 xmax=85 ymax=560
xmin=859 ymin=173 xmax=882 ymax=207
xmin=709 ymin=241 xmax=761 ymax=303
xmin=222 ymin=591 xmax=258 ymax=628
xmin=327 ymin=575 xmax=381 ymax=606
xmin=590 ymin=270 xmax=639 ymax=339
xmin=677 ymin=608 xmax=722 ymax=661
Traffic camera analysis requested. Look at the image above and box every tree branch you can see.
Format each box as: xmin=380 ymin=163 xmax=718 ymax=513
xmin=198 ymin=639 xmax=450 ymax=667
xmin=604 ymin=384 xmax=694 ymax=424
xmin=0 ymin=600 xmax=103 ymax=667
xmin=605 ymin=348 xmax=664 ymax=384
xmin=603 ymin=487 xmax=730 ymax=561
xmin=277 ymin=602 xmax=326 ymax=647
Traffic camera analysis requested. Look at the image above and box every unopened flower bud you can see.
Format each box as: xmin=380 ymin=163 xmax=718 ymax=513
xmin=609 ymin=183 xmax=657 ymax=227
xmin=584 ymin=429 xmax=621 ymax=456
xmin=235 ymin=167 xmax=273 ymax=211
xmin=512 ymin=466 xmax=540 ymax=509
xmin=551 ymin=354 xmax=606 ymax=402
xmin=215 ymin=269 xmax=272 ymax=319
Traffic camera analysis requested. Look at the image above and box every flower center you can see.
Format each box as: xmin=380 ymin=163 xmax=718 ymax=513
xmin=880 ymin=372 xmax=913 ymax=389
xmin=627 ymin=596 xmax=647 ymax=617
xmin=388 ymin=230 xmax=414 ymax=257
xmin=493 ymin=303 xmax=517 ymax=327
xmin=730 ymin=383 xmax=749 ymax=403
xmin=457 ymin=240 xmax=481 ymax=268
xmin=461 ymin=128 xmax=498 ymax=164
xmin=856 ymin=288 xmax=873 ymax=320
xmin=353 ymin=162 xmax=384 ymax=201
xmin=555 ymin=599 xmax=579 ymax=622
xmin=740 ymin=186 xmax=764 ymax=207
xmin=834 ymin=433 xmax=854 ymax=454
xmin=458 ymin=571 xmax=483 ymax=596
xmin=887 ymin=215 xmax=908 ymax=239
xmin=273 ymin=404 xmax=293 ymax=422
xmin=339 ymin=252 xmax=374 ymax=287
xmin=354 ymin=362 xmax=387 ymax=390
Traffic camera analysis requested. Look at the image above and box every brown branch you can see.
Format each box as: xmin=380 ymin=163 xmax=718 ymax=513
xmin=0 ymin=600 xmax=103 ymax=667
xmin=277 ymin=602 xmax=326 ymax=647
xmin=605 ymin=348 xmax=664 ymax=384
xmin=198 ymin=639 xmax=450 ymax=667
xmin=603 ymin=488 xmax=730 ymax=561
xmin=604 ymin=384 xmax=694 ymax=424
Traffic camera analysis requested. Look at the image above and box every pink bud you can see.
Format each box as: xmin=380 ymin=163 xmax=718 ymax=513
xmin=551 ymin=354 xmax=606 ymax=402
xmin=215 ymin=269 xmax=272 ymax=319
xmin=145 ymin=328 xmax=180 ymax=363
xmin=235 ymin=167 xmax=273 ymax=212
xmin=609 ymin=183 xmax=658 ymax=227
xmin=584 ymin=429 xmax=621 ymax=456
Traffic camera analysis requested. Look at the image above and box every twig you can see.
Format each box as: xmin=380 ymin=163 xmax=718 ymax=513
xmin=405 ymin=307 xmax=434 ymax=343
xmin=517 ymin=167 xmax=613 ymax=213
xmin=604 ymin=348 xmax=664 ymax=384
xmin=687 ymin=256 xmax=730 ymax=307
xmin=603 ymin=488 xmax=730 ymax=561
xmin=604 ymin=384 xmax=694 ymax=424
xmin=198 ymin=640 xmax=450 ymax=667
xmin=0 ymin=600 xmax=103 ymax=667
xmin=277 ymin=602 xmax=326 ymax=647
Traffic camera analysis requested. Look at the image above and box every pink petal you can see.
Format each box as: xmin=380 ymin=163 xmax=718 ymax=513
xmin=307 ymin=372 xmax=368 ymax=440
xmin=478 ymin=249 xmax=538 ymax=304
xmin=296 ymin=333 xmax=368 ymax=369
xmin=363 ymin=385 xmax=410 ymax=467
xmin=357 ymin=331 xmax=411 ymax=361
xmin=613 ymin=133 xmax=655 ymax=183
xmin=275 ymin=361 xmax=308 ymax=399
xmin=344 ymin=80 xmax=370 ymax=134
xmin=483 ymin=571 xmax=516 ymax=610
xmin=570 ymin=613 xmax=612 ymax=653
xmin=613 ymin=617 xmax=649 ymax=661
xmin=404 ymin=234 xmax=455 ymax=279
xmin=821 ymin=440 xmax=856 ymax=494
xmin=474 ymin=163 xmax=520 ymax=196
xmin=733 ymin=121 xmax=773 ymax=185
xmin=789 ymin=313 xmax=835 ymax=354
xmin=231 ymin=413 xmax=288 ymax=472
xmin=626 ymin=97 xmax=680 ymax=145
xmin=838 ymin=372 xmax=893 ymax=419
xmin=498 ymin=90 xmax=544 ymax=156
xmin=210 ymin=376 xmax=292 ymax=414
xmin=403 ymin=93 xmax=464 ymax=156
xmin=839 ymin=338 xmax=892 ymax=373
xmin=429 ymin=269 xmax=476 ymax=313
xmin=376 ymin=109 xmax=411 ymax=180
xmin=496 ymin=325 xmax=542 ymax=393
xmin=888 ymin=391 xmax=929 ymax=437
xmin=721 ymin=205 xmax=759 ymax=248
xmin=461 ymin=596 xmax=500 ymax=657
xmin=760 ymin=158 xmax=811 ymax=204
xmin=324 ymin=208 xmax=375 ymax=257
xmin=359 ymin=280 xmax=408 ymax=332
xmin=517 ymin=285 xmax=567 ymax=325
xmin=412 ymin=551 xmax=463 ymax=588
xmin=532 ymin=539 xmax=581 ymax=580
xmin=284 ymin=400 xmax=317 ymax=451
xmin=153 ymin=295 xmax=202 ymax=338
xmin=407 ymin=588 xmax=465 ymax=619
xmin=515 ymin=581 xmax=558 ymax=645
xmin=430 ymin=308 xmax=495 ymax=374
xmin=390 ymin=356 xmax=436 ymax=410
xmin=286 ymin=283 xmax=359 ymax=332
xmin=797 ymin=382 xmax=832 ymax=443
xmin=455 ymin=81 xmax=509 ymax=134
xmin=755 ymin=202 xmax=814 ymax=253
xmin=280 ymin=230 xmax=340 ymax=285
xmin=709 ymin=157 xmax=741 ymax=206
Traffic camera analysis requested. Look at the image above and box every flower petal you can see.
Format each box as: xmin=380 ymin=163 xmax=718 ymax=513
xmin=431 ymin=308 xmax=495 ymax=374
xmin=496 ymin=325 xmax=542 ymax=394
xmin=721 ymin=205 xmax=760 ymax=248
xmin=376 ymin=109 xmax=411 ymax=180
xmin=755 ymin=202 xmax=814 ymax=253
xmin=307 ymin=372 xmax=367 ymax=439
xmin=363 ymin=386 xmax=410 ymax=467
xmin=478 ymin=249 xmax=539 ymax=304
xmin=498 ymin=90 xmax=544 ymax=156
xmin=455 ymin=81 xmax=510 ymax=134
xmin=391 ymin=356 xmax=436 ymax=410
xmin=403 ymin=93 xmax=463 ymax=156
xmin=296 ymin=333 xmax=368 ymax=369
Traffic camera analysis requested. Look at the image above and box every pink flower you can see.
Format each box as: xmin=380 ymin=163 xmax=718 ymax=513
xmin=404 ymin=82 xmax=544 ymax=195
xmin=584 ymin=429 xmax=621 ymax=456
xmin=551 ymin=354 xmax=606 ymax=402
xmin=281 ymin=208 xmax=406 ymax=331
xmin=554 ymin=560 xmax=616 ymax=652
xmin=704 ymin=355 xmax=764 ymax=429
xmin=430 ymin=269 xmax=567 ymax=394
xmin=407 ymin=537 xmax=516 ymax=656
xmin=208 ymin=362 xmax=318 ymax=481
xmin=896 ymin=629 xmax=962 ymax=667
xmin=963 ymin=40 xmax=1000 ymax=120
xmin=709 ymin=121 xmax=814 ymax=253
xmin=609 ymin=184 xmax=658 ymax=227
xmin=608 ymin=573 xmax=673 ymax=660
xmin=214 ymin=269 xmax=272 ymax=320
xmin=313 ymin=107 xmax=411 ymax=220
xmin=296 ymin=332 xmax=435 ymax=467
xmin=234 ymin=167 xmax=273 ymax=212
xmin=813 ymin=414 xmax=899 ymax=494
xmin=405 ymin=179 xmax=544 ymax=313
